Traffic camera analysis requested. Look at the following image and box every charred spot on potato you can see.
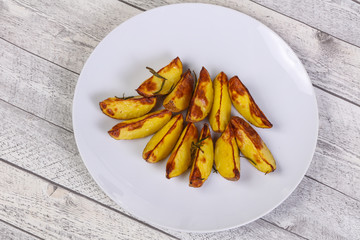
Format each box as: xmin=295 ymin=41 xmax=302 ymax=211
xmin=164 ymin=100 xmax=177 ymax=112
xmin=196 ymin=88 xmax=208 ymax=105
xmin=166 ymin=160 xmax=175 ymax=179
xmin=188 ymin=105 xmax=203 ymax=120
xmin=249 ymin=102 xmax=272 ymax=127
xmin=232 ymin=168 xmax=240 ymax=180
xmin=107 ymin=108 xmax=114 ymax=116
xmin=108 ymin=128 xmax=120 ymax=138
xmin=189 ymin=166 xmax=203 ymax=187
xmin=229 ymin=76 xmax=247 ymax=96
xmin=139 ymin=97 xmax=156 ymax=104
xmin=99 ymin=102 xmax=107 ymax=110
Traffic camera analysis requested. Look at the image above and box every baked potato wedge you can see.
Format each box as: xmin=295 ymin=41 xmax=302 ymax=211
xmin=143 ymin=114 xmax=184 ymax=163
xmin=231 ymin=116 xmax=276 ymax=174
xmin=136 ymin=57 xmax=183 ymax=97
xmin=166 ymin=123 xmax=198 ymax=179
xmin=228 ymin=76 xmax=272 ymax=128
xmin=186 ymin=67 xmax=214 ymax=122
xmin=163 ymin=69 xmax=194 ymax=112
xmin=209 ymin=72 xmax=231 ymax=132
xmin=189 ymin=123 xmax=214 ymax=188
xmin=214 ymin=123 xmax=240 ymax=181
xmin=108 ymin=109 xmax=172 ymax=140
xmin=99 ymin=96 xmax=157 ymax=119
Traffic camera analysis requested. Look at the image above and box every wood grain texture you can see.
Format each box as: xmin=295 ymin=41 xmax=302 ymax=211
xmin=0 ymin=0 xmax=359 ymax=107
xmin=252 ymin=0 xmax=360 ymax=47
xmin=0 ymin=220 xmax=39 ymax=240
xmin=0 ymin=160 xmax=175 ymax=240
xmin=0 ymin=0 xmax=140 ymax=73
xmin=263 ymin=177 xmax=360 ymax=240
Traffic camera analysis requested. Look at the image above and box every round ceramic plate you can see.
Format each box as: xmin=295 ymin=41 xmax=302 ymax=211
xmin=73 ymin=3 xmax=318 ymax=232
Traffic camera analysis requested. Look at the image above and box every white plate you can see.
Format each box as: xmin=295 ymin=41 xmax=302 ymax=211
xmin=73 ymin=3 xmax=318 ymax=232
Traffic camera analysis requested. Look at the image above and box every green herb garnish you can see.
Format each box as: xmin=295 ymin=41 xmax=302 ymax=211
xmin=115 ymin=93 xmax=134 ymax=100
xmin=146 ymin=67 xmax=168 ymax=94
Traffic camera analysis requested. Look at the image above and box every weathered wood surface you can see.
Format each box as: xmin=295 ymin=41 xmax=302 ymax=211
xmin=252 ymin=0 xmax=360 ymax=47
xmin=1 ymin=0 xmax=360 ymax=239
xmin=0 ymin=160 xmax=175 ymax=240
xmin=1 ymin=0 xmax=360 ymax=107
xmin=0 ymin=220 xmax=39 ymax=240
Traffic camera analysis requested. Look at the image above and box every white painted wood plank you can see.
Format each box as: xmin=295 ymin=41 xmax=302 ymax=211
xmin=252 ymin=0 xmax=360 ymax=47
xmin=263 ymin=176 xmax=360 ymax=239
xmin=0 ymin=0 xmax=141 ymax=73
xmin=0 ymin=220 xmax=39 ymax=240
xmin=0 ymin=160 xmax=175 ymax=240
xmin=0 ymin=0 xmax=359 ymax=105
xmin=0 ymin=38 xmax=76 ymax=131
xmin=0 ymin=85 xmax=359 ymax=239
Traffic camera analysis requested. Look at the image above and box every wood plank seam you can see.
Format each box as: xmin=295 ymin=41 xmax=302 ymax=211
xmin=248 ymin=0 xmax=360 ymax=49
xmin=0 ymin=157 xmax=179 ymax=240
xmin=0 ymin=36 xmax=79 ymax=76
xmin=313 ymin=85 xmax=360 ymax=108
xmin=260 ymin=218 xmax=309 ymax=240
xmin=118 ymin=0 xmax=146 ymax=11
xmin=0 ymin=218 xmax=43 ymax=240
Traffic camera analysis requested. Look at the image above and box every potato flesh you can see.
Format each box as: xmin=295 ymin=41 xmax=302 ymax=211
xmin=163 ymin=69 xmax=194 ymax=112
xmin=166 ymin=123 xmax=198 ymax=179
xmin=136 ymin=57 xmax=183 ymax=97
xmin=99 ymin=96 xmax=156 ymax=119
xmin=231 ymin=116 xmax=276 ymax=173
xmin=186 ymin=67 xmax=214 ymax=122
xmin=143 ymin=114 xmax=184 ymax=163
xmin=214 ymin=123 xmax=240 ymax=180
xmin=189 ymin=124 xmax=214 ymax=188
xmin=108 ymin=109 xmax=172 ymax=140
xmin=228 ymin=76 xmax=272 ymax=128
xmin=209 ymin=72 xmax=231 ymax=132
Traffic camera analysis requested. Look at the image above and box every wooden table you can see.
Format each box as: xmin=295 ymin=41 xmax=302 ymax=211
xmin=1 ymin=0 xmax=360 ymax=239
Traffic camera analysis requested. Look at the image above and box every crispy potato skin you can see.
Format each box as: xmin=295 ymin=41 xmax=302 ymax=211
xmin=99 ymin=96 xmax=156 ymax=119
xmin=108 ymin=109 xmax=172 ymax=140
xmin=136 ymin=57 xmax=183 ymax=97
xmin=166 ymin=123 xmax=198 ymax=179
xmin=214 ymin=123 xmax=240 ymax=181
xmin=186 ymin=67 xmax=214 ymax=122
xmin=189 ymin=123 xmax=214 ymax=188
xmin=209 ymin=72 xmax=231 ymax=132
xmin=231 ymin=116 xmax=276 ymax=173
xmin=142 ymin=114 xmax=184 ymax=163
xmin=163 ymin=69 xmax=194 ymax=112
xmin=228 ymin=76 xmax=272 ymax=128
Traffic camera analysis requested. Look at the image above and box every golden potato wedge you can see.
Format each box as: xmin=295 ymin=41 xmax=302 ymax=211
xmin=108 ymin=109 xmax=172 ymax=140
xmin=231 ymin=116 xmax=276 ymax=174
xmin=186 ymin=67 xmax=214 ymax=122
xmin=228 ymin=76 xmax=272 ymax=128
xmin=143 ymin=114 xmax=184 ymax=163
xmin=163 ymin=69 xmax=194 ymax=112
xmin=99 ymin=96 xmax=157 ymax=119
xmin=166 ymin=123 xmax=198 ymax=179
xmin=214 ymin=123 xmax=240 ymax=181
xmin=189 ymin=123 xmax=214 ymax=188
xmin=209 ymin=72 xmax=231 ymax=132
xmin=136 ymin=57 xmax=183 ymax=97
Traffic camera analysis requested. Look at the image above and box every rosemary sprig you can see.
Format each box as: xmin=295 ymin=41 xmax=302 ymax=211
xmin=190 ymin=136 xmax=209 ymax=159
xmin=146 ymin=67 xmax=167 ymax=80
xmin=146 ymin=66 xmax=168 ymax=94
xmin=115 ymin=93 xmax=134 ymax=100
xmin=241 ymin=156 xmax=257 ymax=166
xmin=212 ymin=165 xmax=218 ymax=173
